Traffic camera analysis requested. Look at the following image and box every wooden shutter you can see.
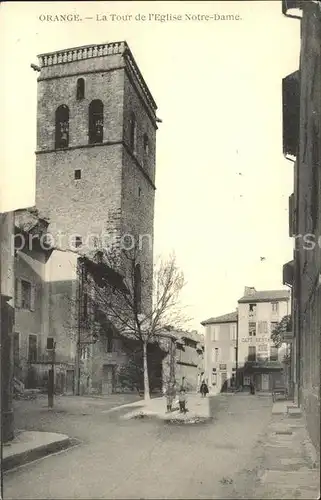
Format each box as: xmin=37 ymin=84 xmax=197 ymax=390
xmin=15 ymin=278 xmax=22 ymax=308
xmin=30 ymin=283 xmax=36 ymax=311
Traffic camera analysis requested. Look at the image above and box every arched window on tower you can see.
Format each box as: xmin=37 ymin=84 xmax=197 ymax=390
xmin=76 ymin=78 xmax=85 ymax=100
xmin=134 ymin=264 xmax=142 ymax=314
xmin=130 ymin=112 xmax=137 ymax=154
xmin=88 ymin=100 xmax=104 ymax=144
xmin=55 ymin=105 xmax=69 ymax=149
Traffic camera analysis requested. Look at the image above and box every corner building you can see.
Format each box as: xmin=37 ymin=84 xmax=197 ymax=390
xmin=35 ymin=42 xmax=158 ymax=309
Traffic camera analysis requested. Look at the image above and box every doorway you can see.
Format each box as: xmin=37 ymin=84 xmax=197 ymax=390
xmin=220 ymin=372 xmax=228 ymax=392
xmin=102 ymin=365 xmax=114 ymax=395
xmin=261 ymin=373 xmax=270 ymax=391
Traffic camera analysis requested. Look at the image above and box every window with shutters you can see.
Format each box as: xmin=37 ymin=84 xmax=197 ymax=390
xmin=212 ymin=347 xmax=219 ymax=362
xmin=258 ymin=321 xmax=268 ymax=334
xmin=28 ymin=334 xmax=38 ymax=362
xmin=249 ymin=322 xmax=256 ymax=337
xmin=271 ymin=302 xmax=279 ymax=313
xmin=81 ymin=346 xmax=89 ymax=360
xmin=21 ymin=280 xmax=32 ymax=310
xmin=230 ymin=324 xmax=237 ymax=341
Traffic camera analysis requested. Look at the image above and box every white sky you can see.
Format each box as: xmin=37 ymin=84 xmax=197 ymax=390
xmin=0 ymin=1 xmax=300 ymax=331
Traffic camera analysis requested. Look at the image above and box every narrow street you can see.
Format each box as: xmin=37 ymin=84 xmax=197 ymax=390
xmin=4 ymin=393 xmax=272 ymax=499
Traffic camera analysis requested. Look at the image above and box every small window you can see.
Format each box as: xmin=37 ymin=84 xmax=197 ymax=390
xmin=271 ymin=302 xmax=279 ymax=313
xmin=212 ymin=347 xmax=219 ymax=362
xmin=46 ymin=337 xmax=55 ymax=350
xmin=130 ymin=112 xmax=137 ymax=153
xmin=143 ymin=133 xmax=149 ymax=155
xmin=75 ymin=169 xmax=81 ymax=180
xmin=81 ymin=346 xmax=89 ymax=360
xmin=55 ymin=104 xmax=69 ymax=149
xmin=28 ymin=334 xmax=38 ymax=362
xmin=21 ymin=280 xmax=31 ymax=309
xmin=89 ymin=100 xmax=104 ymax=144
xmin=74 ymin=236 xmax=82 ymax=248
xmin=76 ymin=78 xmax=85 ymax=100
xmin=138 ymin=187 xmax=141 ymax=197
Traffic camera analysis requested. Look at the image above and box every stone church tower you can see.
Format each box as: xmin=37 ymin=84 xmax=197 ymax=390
xmin=35 ymin=41 xmax=158 ymax=308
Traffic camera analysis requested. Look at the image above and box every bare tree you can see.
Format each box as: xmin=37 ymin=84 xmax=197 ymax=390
xmin=87 ymin=248 xmax=189 ymax=400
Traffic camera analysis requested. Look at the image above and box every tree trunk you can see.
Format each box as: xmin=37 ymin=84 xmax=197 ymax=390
xmin=143 ymin=341 xmax=150 ymax=401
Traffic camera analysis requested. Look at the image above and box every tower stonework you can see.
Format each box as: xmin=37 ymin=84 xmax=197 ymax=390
xmin=35 ymin=41 xmax=158 ymax=308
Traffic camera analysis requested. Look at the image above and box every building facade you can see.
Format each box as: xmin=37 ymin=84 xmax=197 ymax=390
xmin=282 ymin=0 xmax=321 ymax=457
xmin=237 ymin=287 xmax=290 ymax=391
xmin=201 ymin=287 xmax=291 ymax=393
xmin=161 ymin=330 xmax=204 ymax=393
xmin=202 ymin=312 xmax=238 ymax=393
xmin=14 ymin=209 xmax=78 ymax=394
xmin=32 ymin=42 xmax=159 ymax=394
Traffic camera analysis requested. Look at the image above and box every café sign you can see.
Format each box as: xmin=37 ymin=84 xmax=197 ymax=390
xmin=241 ymin=337 xmax=270 ymax=343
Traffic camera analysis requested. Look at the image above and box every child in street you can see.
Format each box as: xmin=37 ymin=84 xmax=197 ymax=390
xmin=178 ymin=388 xmax=187 ymax=413
xmin=165 ymin=383 xmax=176 ymax=413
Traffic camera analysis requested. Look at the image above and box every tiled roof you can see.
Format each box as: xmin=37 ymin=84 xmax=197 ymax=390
xmin=201 ymin=311 xmax=238 ymax=326
xmin=238 ymin=289 xmax=290 ymax=303
xmin=161 ymin=329 xmax=203 ymax=344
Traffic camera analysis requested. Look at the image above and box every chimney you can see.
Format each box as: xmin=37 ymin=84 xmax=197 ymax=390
xmin=244 ymin=286 xmax=256 ymax=296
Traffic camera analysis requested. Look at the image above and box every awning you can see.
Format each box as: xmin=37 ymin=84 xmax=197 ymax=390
xmin=283 ymin=260 xmax=294 ymax=286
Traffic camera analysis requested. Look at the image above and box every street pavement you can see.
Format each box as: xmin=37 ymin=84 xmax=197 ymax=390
xmin=4 ymin=393 xmax=274 ymax=499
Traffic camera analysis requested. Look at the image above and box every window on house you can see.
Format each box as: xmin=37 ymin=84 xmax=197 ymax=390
xmin=81 ymin=346 xmax=89 ymax=360
xmin=212 ymin=347 xmax=219 ymax=362
xmin=21 ymin=280 xmax=32 ymax=309
xmin=231 ymin=325 xmax=237 ymax=341
xmin=89 ymin=100 xmax=104 ymax=144
xmin=73 ymin=236 xmax=82 ymax=248
xmin=46 ymin=337 xmax=55 ymax=350
xmin=271 ymin=302 xmax=279 ymax=313
xmin=55 ymin=104 xmax=69 ymax=149
xmin=212 ymin=369 xmax=217 ymax=386
xmin=248 ymin=346 xmax=256 ymax=362
xmin=74 ymin=169 xmax=81 ymax=180
xmin=14 ymin=332 xmax=20 ymax=367
xmin=134 ymin=264 xmax=142 ymax=314
xmin=210 ymin=326 xmax=217 ymax=342
xmin=234 ymin=347 xmax=237 ymax=362
xmin=138 ymin=187 xmax=142 ymax=197
xmin=258 ymin=321 xmax=268 ymax=334
xmin=28 ymin=334 xmax=38 ymax=362
xmin=249 ymin=322 xmax=256 ymax=337
xmin=249 ymin=303 xmax=257 ymax=316
xmin=76 ymin=78 xmax=85 ymax=100
xmin=130 ymin=112 xmax=137 ymax=153
xmin=270 ymin=346 xmax=279 ymax=361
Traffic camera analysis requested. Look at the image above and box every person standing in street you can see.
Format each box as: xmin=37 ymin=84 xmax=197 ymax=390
xmin=200 ymin=381 xmax=209 ymax=397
